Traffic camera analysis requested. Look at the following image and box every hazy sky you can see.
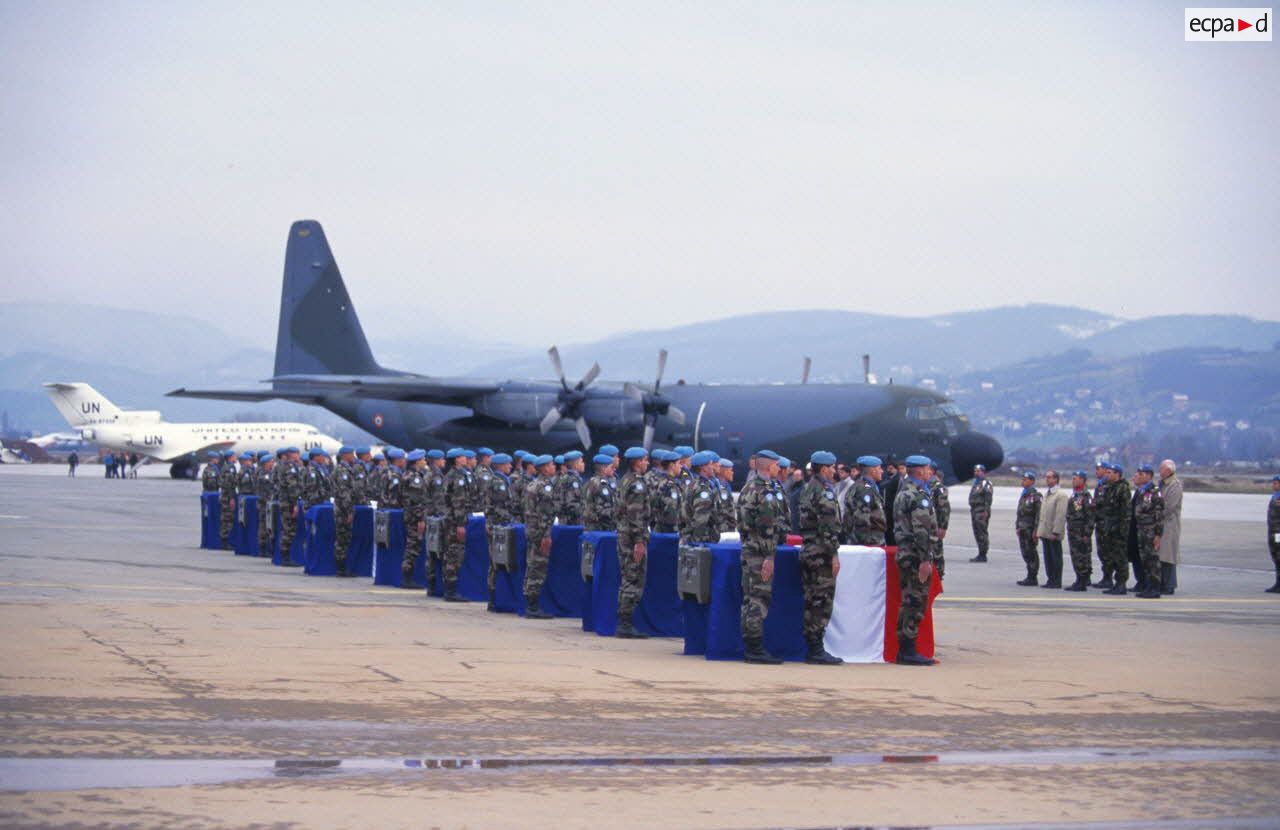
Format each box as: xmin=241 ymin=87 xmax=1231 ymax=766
xmin=1 ymin=1 xmax=1275 ymax=348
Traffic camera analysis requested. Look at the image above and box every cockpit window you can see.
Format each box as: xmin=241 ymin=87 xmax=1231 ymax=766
xmin=907 ymin=399 xmax=966 ymax=437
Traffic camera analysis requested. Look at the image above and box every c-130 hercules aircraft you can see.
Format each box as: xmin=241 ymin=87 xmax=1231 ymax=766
xmin=170 ymin=221 xmax=1003 ymax=483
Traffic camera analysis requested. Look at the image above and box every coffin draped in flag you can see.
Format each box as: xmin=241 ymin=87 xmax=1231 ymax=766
xmin=823 ymin=545 xmax=943 ymax=663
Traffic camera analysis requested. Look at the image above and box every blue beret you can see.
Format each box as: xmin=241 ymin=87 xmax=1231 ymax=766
xmin=1137 ymin=463 xmax=1154 ymax=474
xmin=492 ymin=453 xmax=512 ymax=464
xmin=662 ymin=450 xmax=680 ymax=462
xmin=476 ymin=447 xmax=494 ymax=456
xmin=810 ymin=450 xmax=837 ymax=466
xmin=257 ymin=451 xmax=272 ymax=461
xmin=405 ymin=449 xmax=425 ymax=462
xmin=706 ymin=451 xmax=720 ymax=462
xmin=446 ymin=448 xmax=462 ymax=459
xmin=1112 ymin=465 xmax=1124 ymax=475
xmin=756 ymin=450 xmax=780 ymax=461
xmin=857 ymin=455 xmax=882 ymax=467
xmin=386 ymin=448 xmax=405 ymax=460
xmin=593 ymin=453 xmax=613 ymax=465
xmin=564 ymin=450 xmax=583 ymax=461
xmin=778 ymin=457 xmax=792 ymax=468
xmin=373 ymin=452 xmax=385 ymax=461
xmin=690 ymin=451 xmax=713 ymax=467
xmin=554 ymin=454 xmax=564 ymax=464
xmin=973 ymin=463 xmax=986 ymax=472
xmin=338 ymin=446 xmax=353 ymax=455
xmin=905 ymin=455 xmax=931 ymax=467
xmin=285 ymin=446 xmax=300 ymax=455
xmin=600 ymin=444 xmax=619 ymax=456
xmin=356 ymin=446 xmax=370 ymax=456
xmin=427 ymin=449 xmax=444 ymax=459
xmin=314 ymin=447 xmax=330 ymax=458
xmin=1273 ymin=474 xmax=1280 ymax=482
xmin=1073 ymin=470 xmax=1088 ymax=478
xmin=1021 ymin=470 xmax=1036 ymax=481
xmin=206 ymin=451 xmax=220 ymax=459
xmin=513 ymin=450 xmax=527 ymax=460
xmin=719 ymin=458 xmax=734 ymax=468
xmin=240 ymin=452 xmax=255 ymax=461
xmin=535 ymin=454 xmax=555 ymax=466
xmin=276 ymin=448 xmax=289 ymax=457
xmin=457 ymin=449 xmax=472 ymax=459
xmin=624 ymin=447 xmax=647 ymax=460
xmin=674 ymin=445 xmax=694 ymax=458
xmin=222 ymin=449 xmax=237 ymax=458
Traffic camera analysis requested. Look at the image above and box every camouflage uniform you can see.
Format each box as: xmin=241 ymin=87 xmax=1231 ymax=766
xmin=796 ymin=477 xmax=840 ymax=643
xmin=681 ymin=474 xmax=720 ymax=544
xmin=1131 ymin=482 xmax=1165 ymax=591
xmin=381 ymin=465 xmax=404 ymax=509
xmin=716 ymin=476 xmax=737 ymax=533
xmin=582 ymin=473 xmax=618 ymax=532
xmin=842 ymin=478 xmax=886 ymax=546
xmin=442 ymin=465 xmax=473 ymax=593
xmin=200 ymin=461 xmax=220 ymax=492
xmin=769 ymin=477 xmax=792 ymax=535
xmin=969 ymin=475 xmax=993 ymax=559
xmin=616 ymin=469 xmax=651 ymax=624
xmin=508 ymin=469 xmax=526 ymax=523
xmin=217 ymin=460 xmax=239 ymax=544
xmin=737 ymin=476 xmax=781 ymax=643
xmin=1016 ymin=486 xmax=1042 ymax=579
xmin=1102 ymin=478 xmax=1132 ymax=584
xmin=237 ymin=462 xmax=256 ymax=496
xmin=401 ymin=465 xmax=429 ymax=581
xmin=1092 ymin=476 xmax=1109 ymax=581
xmin=522 ymin=472 xmax=558 ymax=608
xmin=302 ymin=461 xmax=332 ymax=509
xmin=1065 ymin=487 xmax=1095 ymax=582
xmin=930 ymin=478 xmax=950 ymax=579
xmin=1269 ymin=491 xmax=1280 ymax=568
xmin=255 ymin=461 xmax=275 ymax=555
xmin=485 ymin=471 xmax=515 ymax=591
xmin=647 ymin=468 xmax=681 ymax=533
xmin=332 ymin=460 xmax=357 ymax=571
xmin=426 ymin=465 xmax=446 ymax=517
xmin=472 ymin=463 xmax=494 ymax=513
xmin=552 ymin=470 xmax=582 ymax=525
xmin=892 ymin=477 xmax=938 ymax=642
xmin=277 ymin=458 xmax=305 ymax=564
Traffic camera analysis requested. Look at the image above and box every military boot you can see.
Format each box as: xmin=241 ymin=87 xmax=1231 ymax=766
xmin=486 ymin=587 xmax=497 ymax=612
xmin=1103 ymin=583 xmax=1127 ymax=595
xmin=443 ymin=583 xmax=468 ymax=602
xmin=969 ymin=554 xmax=987 ymax=563
xmin=805 ymin=639 xmax=843 ymax=665
xmin=1092 ymin=575 xmax=1113 ymax=589
xmin=1016 ymin=574 xmax=1038 ymax=587
xmin=616 ymin=621 xmax=649 ymax=639
xmin=895 ymin=637 xmax=936 ymax=666
xmin=399 ymin=564 xmax=416 ymax=588
xmin=525 ymin=601 xmax=552 ymax=619
xmin=743 ymin=638 xmax=782 ymax=664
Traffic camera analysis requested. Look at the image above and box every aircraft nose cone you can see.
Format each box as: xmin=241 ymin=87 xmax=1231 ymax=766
xmin=951 ymin=431 xmax=1004 ymax=481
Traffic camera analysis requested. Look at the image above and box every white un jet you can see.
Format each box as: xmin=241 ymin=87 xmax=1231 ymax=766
xmin=44 ymin=382 xmax=342 ymax=478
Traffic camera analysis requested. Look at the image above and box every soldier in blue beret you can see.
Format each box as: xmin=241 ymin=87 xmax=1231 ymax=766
xmin=796 ymin=450 xmax=843 ymax=664
xmin=1268 ymin=475 xmax=1280 ymax=593
xmin=892 ymin=456 xmax=940 ymax=665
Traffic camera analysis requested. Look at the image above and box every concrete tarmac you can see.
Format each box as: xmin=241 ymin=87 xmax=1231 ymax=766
xmin=1 ymin=465 xmax=1278 ymax=829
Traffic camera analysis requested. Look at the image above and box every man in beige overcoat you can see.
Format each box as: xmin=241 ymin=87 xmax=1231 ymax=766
xmin=1159 ymin=460 xmax=1182 ymax=594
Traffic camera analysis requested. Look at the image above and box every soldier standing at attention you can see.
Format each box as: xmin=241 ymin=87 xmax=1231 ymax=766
xmin=842 ymin=455 xmax=886 ymax=546
xmin=472 ymin=448 xmax=495 ymax=515
xmin=893 ymin=456 xmax=939 ymax=666
xmin=237 ymin=453 xmax=257 ymax=512
xmin=598 ymin=445 xmax=620 ymax=479
xmin=217 ymin=449 xmax=239 ymax=549
xmin=1266 ymin=475 xmax=1280 ymax=593
xmin=672 ymin=446 xmax=695 ymax=486
xmin=201 ymin=451 xmax=221 ymax=492
xmin=929 ymin=460 xmax=949 ymax=581
xmin=522 ymin=455 xmax=559 ymax=619
xmin=739 ymin=450 xmax=783 ymax=664
xmin=1131 ymin=464 xmax=1166 ymax=599
xmin=381 ymin=448 xmax=406 ymax=509
xmin=255 ymin=452 xmax=275 ymax=559
xmin=1101 ymin=464 xmax=1132 ymax=595
xmin=440 ymin=449 xmax=473 ymax=602
xmin=796 ymin=451 xmax=843 ymax=665
xmin=583 ymin=454 xmax=618 ymax=532
xmin=508 ymin=451 xmax=528 ymax=523
xmin=302 ymin=448 xmax=332 ymax=510
xmin=615 ymin=447 xmax=651 ymax=639
xmin=716 ymin=459 xmax=737 ymax=533
xmin=400 ymin=450 xmax=429 ymax=588
xmin=1064 ymin=470 xmax=1095 ymax=591
xmin=681 ymin=452 xmax=721 ymax=544
xmin=968 ymin=464 xmax=993 ymax=562
xmin=648 ymin=450 xmax=682 ymax=534
xmin=484 ymin=453 xmax=516 ymax=609
xmin=556 ymin=450 xmax=586 ymax=524
xmin=330 ymin=447 xmax=357 ymax=576
xmin=277 ymin=447 xmax=304 ymax=567
xmin=881 ymin=456 xmax=902 ymax=546
xmin=1090 ymin=462 xmax=1111 ymax=587
xmin=1015 ymin=472 xmax=1043 ymax=586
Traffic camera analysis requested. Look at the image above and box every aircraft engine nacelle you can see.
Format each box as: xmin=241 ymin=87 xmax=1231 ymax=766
xmin=472 ymin=392 xmax=559 ymax=428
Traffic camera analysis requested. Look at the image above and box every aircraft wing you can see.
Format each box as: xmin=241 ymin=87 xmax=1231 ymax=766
xmin=263 ymin=374 xmax=504 ymax=407
xmin=146 ymin=438 xmax=236 ymax=463
xmin=166 ymin=387 xmax=327 ymax=405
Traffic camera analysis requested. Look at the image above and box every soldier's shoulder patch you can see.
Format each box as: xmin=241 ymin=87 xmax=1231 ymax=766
xmin=825 ymin=492 xmax=835 ymax=500
xmin=544 ymin=484 xmax=553 ymax=492
xmin=700 ymin=491 xmax=711 ymax=499
xmin=634 ymin=483 xmax=645 ymax=492
xmin=920 ymin=498 xmax=930 ymax=508
xmin=864 ymin=494 xmax=872 ymax=503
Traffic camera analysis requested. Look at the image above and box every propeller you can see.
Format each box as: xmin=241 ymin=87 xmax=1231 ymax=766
xmin=801 ymin=356 xmax=811 ymax=384
xmin=624 ymin=348 xmax=688 ymax=451
xmin=538 ymin=346 xmax=601 ymax=449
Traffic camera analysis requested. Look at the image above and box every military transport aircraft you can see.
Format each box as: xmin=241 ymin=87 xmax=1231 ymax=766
xmin=169 ymin=221 xmax=1003 ymax=483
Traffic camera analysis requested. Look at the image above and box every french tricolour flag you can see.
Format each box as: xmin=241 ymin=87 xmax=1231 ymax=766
xmin=823 ymin=545 xmax=943 ymax=663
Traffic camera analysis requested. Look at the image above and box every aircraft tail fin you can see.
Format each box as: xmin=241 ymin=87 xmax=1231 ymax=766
xmin=43 ymin=382 xmax=124 ymax=427
xmin=273 ymin=220 xmax=387 ymax=379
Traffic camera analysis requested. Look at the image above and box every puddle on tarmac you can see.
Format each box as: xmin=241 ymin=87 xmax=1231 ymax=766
xmin=1 ymin=747 xmax=1277 ymax=792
